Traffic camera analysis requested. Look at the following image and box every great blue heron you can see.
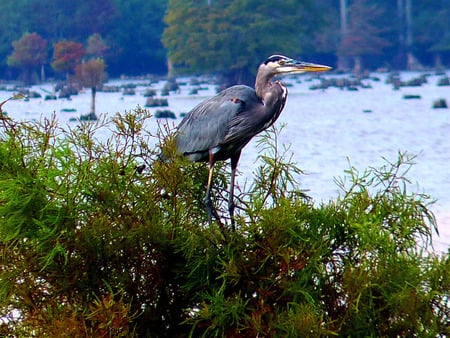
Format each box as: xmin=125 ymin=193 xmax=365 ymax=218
xmin=175 ymin=55 xmax=331 ymax=228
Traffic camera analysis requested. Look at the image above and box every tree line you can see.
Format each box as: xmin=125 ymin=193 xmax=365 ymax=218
xmin=0 ymin=0 xmax=167 ymax=81
xmin=1 ymin=0 xmax=450 ymax=84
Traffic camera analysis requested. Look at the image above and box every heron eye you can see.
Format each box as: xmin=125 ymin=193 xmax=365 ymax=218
xmin=278 ymin=60 xmax=285 ymax=65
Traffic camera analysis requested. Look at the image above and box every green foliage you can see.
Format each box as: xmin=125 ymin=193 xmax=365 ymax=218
xmin=0 ymin=102 xmax=448 ymax=336
xmin=4 ymin=1 xmax=450 ymax=77
xmin=109 ymin=0 xmax=167 ymax=75
xmin=163 ymin=0 xmax=321 ymax=85
xmin=415 ymin=0 xmax=450 ymax=54
xmin=0 ymin=0 xmax=166 ymax=76
xmin=86 ymin=33 xmax=110 ymax=58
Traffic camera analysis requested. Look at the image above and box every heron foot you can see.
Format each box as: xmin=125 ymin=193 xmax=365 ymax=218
xmin=204 ymin=196 xmax=220 ymax=225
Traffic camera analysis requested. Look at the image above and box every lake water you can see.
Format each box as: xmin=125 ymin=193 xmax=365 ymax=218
xmin=1 ymin=71 xmax=449 ymax=253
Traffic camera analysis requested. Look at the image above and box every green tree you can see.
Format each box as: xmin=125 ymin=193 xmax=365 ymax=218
xmin=0 ymin=101 xmax=448 ymax=337
xmin=6 ymin=32 xmax=47 ymax=84
xmin=108 ymin=0 xmax=167 ymax=75
xmin=3 ymin=0 xmax=450 ymax=77
xmin=75 ymin=58 xmax=107 ymax=117
xmin=163 ymin=0 xmax=322 ymax=85
xmin=414 ymin=0 xmax=450 ymax=67
xmin=51 ymin=40 xmax=86 ymax=80
xmin=0 ymin=0 xmax=29 ymax=73
xmin=22 ymin=0 xmax=116 ymax=43
xmin=86 ymin=33 xmax=110 ymax=58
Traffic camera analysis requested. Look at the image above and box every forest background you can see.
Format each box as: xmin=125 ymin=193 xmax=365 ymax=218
xmin=1 ymin=0 xmax=450 ymax=85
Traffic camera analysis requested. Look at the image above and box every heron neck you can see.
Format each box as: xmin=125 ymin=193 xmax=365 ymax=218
xmin=254 ymin=72 xmax=272 ymax=100
xmin=255 ymin=72 xmax=286 ymax=126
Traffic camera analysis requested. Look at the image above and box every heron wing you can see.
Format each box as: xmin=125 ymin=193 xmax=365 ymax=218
xmin=176 ymin=85 xmax=260 ymax=161
xmin=223 ymin=82 xmax=287 ymax=146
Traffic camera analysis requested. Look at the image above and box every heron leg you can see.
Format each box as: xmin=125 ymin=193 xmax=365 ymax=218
xmin=205 ymin=152 xmax=220 ymax=224
xmin=228 ymin=151 xmax=241 ymax=230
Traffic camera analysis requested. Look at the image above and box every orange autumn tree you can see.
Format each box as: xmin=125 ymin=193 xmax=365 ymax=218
xmin=338 ymin=0 xmax=391 ymax=73
xmin=75 ymin=58 xmax=107 ymax=118
xmin=7 ymin=32 xmax=47 ymax=85
xmin=51 ymin=41 xmax=86 ymax=81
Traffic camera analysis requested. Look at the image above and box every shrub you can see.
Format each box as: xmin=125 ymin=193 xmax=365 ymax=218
xmin=0 ymin=101 xmax=448 ymax=337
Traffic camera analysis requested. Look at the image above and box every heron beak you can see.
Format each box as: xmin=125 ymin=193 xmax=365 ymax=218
xmin=297 ymin=61 xmax=332 ymax=72
xmin=280 ymin=59 xmax=332 ymax=74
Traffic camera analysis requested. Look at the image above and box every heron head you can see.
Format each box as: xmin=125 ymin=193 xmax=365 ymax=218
xmin=263 ymin=55 xmax=332 ymax=75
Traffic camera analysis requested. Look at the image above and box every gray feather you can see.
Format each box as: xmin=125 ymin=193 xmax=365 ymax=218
xmin=176 ymin=85 xmax=261 ymax=161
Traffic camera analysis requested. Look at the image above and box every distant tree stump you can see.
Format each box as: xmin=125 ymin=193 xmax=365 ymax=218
xmin=432 ymin=98 xmax=448 ymax=109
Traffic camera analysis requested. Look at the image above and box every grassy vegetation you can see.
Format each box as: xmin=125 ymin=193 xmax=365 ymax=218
xmin=0 ymin=102 xmax=448 ymax=337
